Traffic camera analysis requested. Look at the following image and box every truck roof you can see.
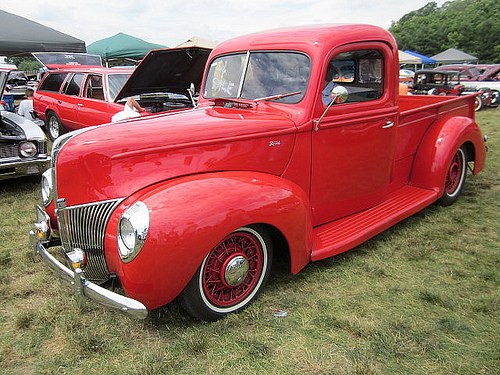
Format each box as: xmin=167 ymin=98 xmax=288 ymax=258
xmin=212 ymin=24 xmax=398 ymax=57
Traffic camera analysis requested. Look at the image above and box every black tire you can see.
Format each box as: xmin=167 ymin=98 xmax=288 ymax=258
xmin=46 ymin=111 xmax=66 ymax=141
xmin=180 ymin=225 xmax=273 ymax=321
xmin=438 ymin=145 xmax=468 ymax=206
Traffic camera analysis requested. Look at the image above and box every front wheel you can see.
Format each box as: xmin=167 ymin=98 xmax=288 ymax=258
xmin=180 ymin=226 xmax=273 ymax=321
xmin=438 ymin=146 xmax=468 ymax=206
xmin=46 ymin=111 xmax=66 ymax=141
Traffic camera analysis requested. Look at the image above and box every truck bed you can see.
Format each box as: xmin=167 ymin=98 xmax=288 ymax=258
xmin=394 ymin=93 xmax=477 ymax=187
xmin=399 ymin=93 xmax=476 ymax=117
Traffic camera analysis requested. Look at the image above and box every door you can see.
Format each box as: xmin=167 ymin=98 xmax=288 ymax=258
xmin=57 ymin=73 xmax=84 ymax=130
xmin=76 ymin=74 xmax=111 ymax=128
xmin=311 ymin=45 xmax=398 ymax=226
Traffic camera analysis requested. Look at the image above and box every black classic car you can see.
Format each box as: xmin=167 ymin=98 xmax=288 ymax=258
xmin=0 ymin=64 xmax=50 ymax=180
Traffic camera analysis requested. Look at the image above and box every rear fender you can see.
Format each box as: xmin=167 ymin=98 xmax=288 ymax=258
xmin=104 ymin=171 xmax=313 ymax=309
xmin=410 ymin=116 xmax=486 ymax=196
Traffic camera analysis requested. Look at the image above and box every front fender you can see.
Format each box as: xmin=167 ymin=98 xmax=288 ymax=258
xmin=410 ymin=116 xmax=486 ymax=195
xmin=104 ymin=171 xmax=313 ymax=310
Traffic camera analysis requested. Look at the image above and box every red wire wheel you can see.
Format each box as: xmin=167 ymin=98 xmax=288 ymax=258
xmin=180 ymin=226 xmax=272 ymax=321
xmin=445 ymin=149 xmax=464 ymax=195
xmin=439 ymin=146 xmax=467 ymax=206
xmin=201 ymin=228 xmax=267 ymax=308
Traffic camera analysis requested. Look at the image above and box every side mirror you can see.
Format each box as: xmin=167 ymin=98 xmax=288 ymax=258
xmin=187 ymin=83 xmax=196 ymax=107
xmin=314 ymin=85 xmax=349 ymax=131
xmin=330 ymin=85 xmax=348 ymax=104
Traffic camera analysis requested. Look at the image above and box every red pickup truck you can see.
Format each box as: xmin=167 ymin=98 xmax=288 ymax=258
xmin=31 ymin=24 xmax=486 ymax=321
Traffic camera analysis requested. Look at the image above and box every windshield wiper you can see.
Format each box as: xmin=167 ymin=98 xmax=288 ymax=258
xmin=254 ymin=91 xmax=301 ymax=102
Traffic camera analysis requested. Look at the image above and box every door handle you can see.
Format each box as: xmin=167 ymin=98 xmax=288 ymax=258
xmin=77 ymin=103 xmax=83 ymax=107
xmin=382 ymin=121 xmax=394 ymax=128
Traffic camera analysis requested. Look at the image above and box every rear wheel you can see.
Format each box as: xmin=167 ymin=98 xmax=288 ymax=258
xmin=46 ymin=111 xmax=66 ymax=141
xmin=180 ymin=226 xmax=272 ymax=321
xmin=438 ymin=145 xmax=468 ymax=206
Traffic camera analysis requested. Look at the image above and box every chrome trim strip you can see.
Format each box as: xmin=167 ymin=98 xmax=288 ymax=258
xmin=30 ymin=230 xmax=148 ymax=319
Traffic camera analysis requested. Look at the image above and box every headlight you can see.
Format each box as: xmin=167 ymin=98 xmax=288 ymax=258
xmin=41 ymin=169 xmax=53 ymax=207
xmin=19 ymin=141 xmax=37 ymax=157
xmin=118 ymin=201 xmax=149 ymax=262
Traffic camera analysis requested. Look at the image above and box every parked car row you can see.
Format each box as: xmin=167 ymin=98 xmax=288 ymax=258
xmin=402 ymin=65 xmax=500 ymax=111
xmin=434 ymin=63 xmax=500 ymax=82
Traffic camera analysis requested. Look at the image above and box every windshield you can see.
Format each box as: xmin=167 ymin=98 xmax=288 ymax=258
xmin=108 ymin=74 xmax=131 ymax=101
xmin=203 ymin=51 xmax=311 ymax=104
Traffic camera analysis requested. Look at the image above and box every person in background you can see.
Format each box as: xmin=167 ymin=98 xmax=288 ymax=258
xmin=17 ymin=88 xmax=35 ymax=119
xmin=111 ymin=97 xmax=147 ymax=122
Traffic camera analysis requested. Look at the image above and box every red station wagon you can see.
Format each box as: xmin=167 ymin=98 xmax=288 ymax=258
xmin=33 ymin=49 xmax=211 ymax=141
xmin=33 ymin=53 xmax=133 ymax=141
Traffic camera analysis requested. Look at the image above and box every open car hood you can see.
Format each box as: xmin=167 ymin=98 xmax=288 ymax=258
xmin=0 ymin=66 xmax=15 ymax=95
xmin=114 ymin=47 xmax=211 ymax=102
xmin=33 ymin=52 xmax=103 ymax=69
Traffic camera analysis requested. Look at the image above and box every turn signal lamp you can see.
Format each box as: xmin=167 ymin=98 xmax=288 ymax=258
xmin=66 ymin=248 xmax=87 ymax=270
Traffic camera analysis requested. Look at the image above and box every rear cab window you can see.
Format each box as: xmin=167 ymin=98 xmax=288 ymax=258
xmin=322 ymin=49 xmax=384 ymax=106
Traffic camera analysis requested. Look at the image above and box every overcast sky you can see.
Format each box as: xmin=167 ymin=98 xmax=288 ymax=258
xmin=2 ymin=0 xmax=447 ymax=47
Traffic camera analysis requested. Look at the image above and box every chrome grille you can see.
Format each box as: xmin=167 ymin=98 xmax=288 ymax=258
xmin=57 ymin=198 xmax=123 ymax=282
xmin=0 ymin=143 xmax=17 ymax=158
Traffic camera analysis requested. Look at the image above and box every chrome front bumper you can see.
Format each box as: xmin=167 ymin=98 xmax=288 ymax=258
xmin=0 ymin=156 xmax=50 ymax=181
xmin=30 ymin=226 xmax=148 ymax=320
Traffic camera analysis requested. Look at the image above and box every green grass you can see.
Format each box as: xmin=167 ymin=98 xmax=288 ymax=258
xmin=0 ymin=110 xmax=499 ymax=375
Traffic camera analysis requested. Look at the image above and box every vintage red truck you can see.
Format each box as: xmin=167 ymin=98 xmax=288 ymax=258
xmin=31 ymin=24 xmax=486 ymax=321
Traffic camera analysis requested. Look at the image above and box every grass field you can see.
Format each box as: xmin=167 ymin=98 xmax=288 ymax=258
xmin=0 ymin=110 xmax=498 ymax=375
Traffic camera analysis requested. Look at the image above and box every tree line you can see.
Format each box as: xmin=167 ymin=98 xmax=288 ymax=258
xmin=389 ymin=0 xmax=500 ymax=63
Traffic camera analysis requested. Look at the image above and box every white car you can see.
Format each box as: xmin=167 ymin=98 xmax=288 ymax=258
xmin=0 ymin=64 xmax=50 ymax=180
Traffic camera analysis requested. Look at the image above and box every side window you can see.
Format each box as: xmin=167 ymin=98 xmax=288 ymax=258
xmin=322 ymin=49 xmax=383 ymax=106
xmin=62 ymin=73 xmax=84 ymax=96
xmin=38 ymin=73 xmax=68 ymax=93
xmin=84 ymin=74 xmax=105 ymax=100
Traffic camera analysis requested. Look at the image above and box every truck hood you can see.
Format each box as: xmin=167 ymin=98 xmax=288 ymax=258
xmin=114 ymin=47 xmax=211 ymax=102
xmin=55 ymin=104 xmax=297 ymax=205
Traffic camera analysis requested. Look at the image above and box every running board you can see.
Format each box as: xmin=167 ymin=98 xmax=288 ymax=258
xmin=311 ymin=185 xmax=437 ymax=261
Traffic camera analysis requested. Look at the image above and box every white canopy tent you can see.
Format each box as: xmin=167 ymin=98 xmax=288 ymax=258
xmin=398 ymin=50 xmax=422 ymax=65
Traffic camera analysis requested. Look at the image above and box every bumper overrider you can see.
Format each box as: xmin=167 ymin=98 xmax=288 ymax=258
xmin=30 ymin=206 xmax=148 ymax=319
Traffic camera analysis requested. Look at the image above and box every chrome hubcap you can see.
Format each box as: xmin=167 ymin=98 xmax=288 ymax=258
xmin=224 ymin=255 xmax=249 ymax=286
xmin=49 ymin=119 xmax=58 ymax=137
